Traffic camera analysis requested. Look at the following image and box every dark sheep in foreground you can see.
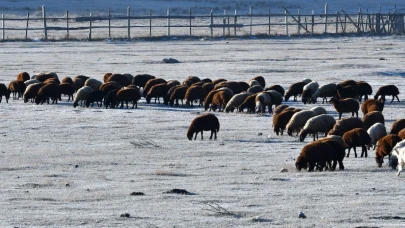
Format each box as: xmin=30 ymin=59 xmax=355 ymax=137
xmin=318 ymin=138 xmax=346 ymax=170
xmin=362 ymin=111 xmax=385 ymax=130
xmin=265 ymin=84 xmax=285 ymax=97
xmin=142 ymin=78 xmax=167 ymax=98
xmin=104 ymin=89 xmax=119 ymax=109
xmin=360 ymin=99 xmax=384 ymax=115
xmin=329 ymin=97 xmax=359 ymax=119
xmin=16 ymin=72 xmax=30 ymax=82
xmin=116 ymin=87 xmax=141 ymax=109
xmin=295 ymin=140 xmax=334 ymax=172
xmin=0 ymin=83 xmax=10 ymax=103
xmin=86 ymin=90 xmax=105 ymax=107
xmin=342 ymin=128 xmax=371 ymax=158
xmin=185 ymin=85 xmax=205 ymax=107
xmin=132 ymin=74 xmax=156 ymax=89
xmin=8 ymin=80 xmax=26 ymax=100
xmin=272 ymin=108 xmax=301 ymax=135
xmin=375 ymin=134 xmax=402 ymax=167
xmin=211 ymin=90 xmax=233 ymax=112
xmin=374 ymin=85 xmax=400 ymax=103
xmin=336 ymin=84 xmax=357 ymax=100
xmin=146 ymin=83 xmax=171 ymax=104
xmin=284 ymin=81 xmax=307 ymax=101
xmin=35 ymin=83 xmax=61 ymax=105
xmin=356 ymin=81 xmax=372 ymax=101
xmin=390 ymin=119 xmax=405 ymax=135
xmin=187 ymin=113 xmax=220 ymax=140
xmin=328 ymin=117 xmax=365 ymax=136
xmin=272 ymin=104 xmax=289 ymax=116
xmin=23 ymin=82 xmax=46 ymax=103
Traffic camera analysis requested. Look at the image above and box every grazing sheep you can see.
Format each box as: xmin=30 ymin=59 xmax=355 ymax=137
xmin=361 ymin=99 xmax=384 ymax=115
xmin=329 ymin=97 xmax=359 ymax=119
xmin=202 ymin=82 xmax=214 ymax=95
xmin=374 ymin=85 xmax=400 ymax=103
xmin=339 ymin=80 xmax=357 ymax=87
xmin=8 ymin=80 xmax=26 ymax=100
xmin=255 ymin=92 xmax=272 ymax=113
xmin=247 ymin=85 xmax=263 ymax=94
xmin=169 ymin=85 xmax=188 ymax=107
xmin=310 ymin=106 xmax=327 ymax=115
xmin=132 ymin=74 xmax=156 ymax=89
xmin=295 ymin=140 xmax=334 ymax=172
xmin=0 ymin=83 xmax=10 ymax=103
xmin=73 ymin=86 xmax=93 ymax=108
xmin=336 ymin=84 xmax=357 ymax=100
xmin=116 ymin=88 xmax=141 ymax=109
xmin=249 ymin=76 xmax=265 ymax=88
xmin=35 ymin=83 xmax=61 ymax=105
xmin=284 ymin=81 xmax=307 ymax=101
xmin=265 ymin=85 xmax=285 ymax=97
xmin=16 ymin=72 xmax=30 ymax=82
xmin=24 ymin=79 xmax=41 ymax=87
xmin=204 ymin=88 xmax=233 ymax=111
xmin=311 ymin=83 xmax=337 ymax=104
xmin=142 ymin=78 xmax=167 ymax=98
xmin=73 ymin=75 xmax=90 ymax=83
xmin=146 ymin=83 xmax=171 ymax=104
xmin=375 ymin=134 xmax=402 ymax=167
xmin=211 ymin=78 xmax=227 ymax=86
xmin=23 ymin=82 xmax=46 ymax=103
xmin=272 ymin=104 xmax=289 ymax=116
xmin=264 ymin=90 xmax=283 ymax=110
xmin=302 ymin=81 xmax=319 ymax=104
xmin=85 ymin=90 xmax=104 ymax=107
xmin=286 ymin=110 xmax=317 ymax=136
xmin=35 ymin=72 xmax=58 ymax=82
xmin=99 ymin=82 xmax=121 ymax=95
xmin=248 ymin=80 xmax=261 ymax=88
xmin=103 ymin=72 xmax=113 ymax=82
xmin=84 ymin=78 xmax=103 ymax=91
xmin=390 ymin=119 xmax=405 ymax=135
xmin=238 ymin=93 xmax=259 ymax=113
xmin=44 ymin=77 xmax=60 ymax=85
xmin=167 ymin=80 xmax=181 ymax=88
xmin=185 ymin=85 xmax=205 ymax=107
xmin=299 ymin=114 xmax=336 ymax=142
xmin=362 ymin=111 xmax=385 ymax=129
xmin=328 ymin=117 xmax=365 ymax=136
xmin=184 ymin=76 xmax=201 ymax=84
xmin=187 ymin=113 xmax=220 ymax=140
xmin=389 ymin=140 xmax=405 ymax=176
xmin=211 ymin=90 xmax=233 ymax=112
xmin=61 ymin=77 xmax=73 ymax=84
xmin=224 ymin=92 xmax=252 ymax=113
xmin=104 ymin=89 xmax=119 ymax=108
xmin=122 ymin=73 xmax=134 ymax=83
xmin=342 ymin=128 xmax=371 ymax=158
xmin=367 ymin=123 xmax=387 ymax=150
xmin=326 ymin=135 xmax=346 ymax=149
xmin=214 ymin=81 xmax=244 ymax=94
xmin=272 ymin=108 xmax=301 ymax=135
xmin=238 ymin=81 xmax=250 ymax=92
xmin=106 ymin=73 xmax=131 ymax=87
xmin=356 ymin=81 xmax=373 ymax=101
xmin=73 ymin=77 xmax=84 ymax=92
xmin=201 ymin=78 xmax=212 ymax=83
xmin=58 ymin=83 xmax=76 ymax=101
xmin=302 ymin=78 xmax=312 ymax=84
xmin=398 ymin=128 xmax=405 ymax=140
xmin=318 ymin=137 xmax=346 ymax=170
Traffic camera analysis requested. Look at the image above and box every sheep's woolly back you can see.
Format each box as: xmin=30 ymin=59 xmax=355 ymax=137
xmin=84 ymin=78 xmax=103 ymax=91
xmin=342 ymin=128 xmax=371 ymax=148
xmin=273 ymin=104 xmax=289 ymax=116
xmin=362 ymin=111 xmax=385 ymax=129
xmin=302 ymin=78 xmax=312 ymax=84
xmin=24 ymin=79 xmax=41 ymax=87
xmin=390 ymin=119 xmax=405 ymax=135
xmin=248 ymin=80 xmax=261 ymax=88
xmin=255 ymin=92 xmax=271 ymax=113
xmin=326 ymin=135 xmax=346 ymax=149
xmin=367 ymin=123 xmax=387 ymax=147
xmin=310 ymin=106 xmax=327 ymax=115
xmin=328 ymin=117 xmax=364 ymax=136
xmin=286 ymin=110 xmax=317 ymax=132
xmin=303 ymin=81 xmax=319 ymax=93
xmin=376 ymin=134 xmax=403 ymax=161
xmin=301 ymin=114 xmax=336 ymax=134
xmin=224 ymin=92 xmax=252 ymax=112
xmin=311 ymin=83 xmax=336 ymax=101
xmin=74 ymin=86 xmax=93 ymax=106
xmin=391 ymin=139 xmax=405 ymax=154
xmin=265 ymin=90 xmax=283 ymax=106
xmin=248 ymin=85 xmax=264 ymax=94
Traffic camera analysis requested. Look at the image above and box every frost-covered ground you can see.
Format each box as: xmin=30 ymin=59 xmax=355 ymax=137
xmin=1 ymin=37 xmax=405 ymax=227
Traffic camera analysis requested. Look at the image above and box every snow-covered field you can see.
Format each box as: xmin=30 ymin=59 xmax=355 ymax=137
xmin=1 ymin=36 xmax=405 ymax=227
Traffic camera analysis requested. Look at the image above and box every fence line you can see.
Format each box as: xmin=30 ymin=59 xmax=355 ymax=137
xmin=0 ymin=4 xmax=404 ymax=41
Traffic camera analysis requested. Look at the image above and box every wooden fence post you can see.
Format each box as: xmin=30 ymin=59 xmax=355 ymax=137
xmin=167 ymin=8 xmax=170 ymax=37
xmin=189 ymin=8 xmax=192 ymax=36
xmin=25 ymin=11 xmax=29 ymax=39
xmin=89 ymin=13 xmax=92 ymax=40
xmin=311 ymin=10 xmax=314 ymax=35
xmin=149 ymin=9 xmax=152 ymax=37
xmin=249 ymin=5 xmax=252 ymax=36
xmin=210 ymin=9 xmax=213 ymax=38
xmin=285 ymin=9 xmax=288 ymax=35
xmin=268 ymin=7 xmax=271 ymax=35
xmin=2 ymin=14 xmax=4 ymax=40
xmin=297 ymin=9 xmax=301 ymax=35
xmin=223 ymin=10 xmax=226 ymax=36
xmin=127 ymin=6 xmax=131 ymax=39
xmin=324 ymin=3 xmax=328 ymax=33
xmin=42 ymin=5 xmax=47 ymax=40
xmin=66 ymin=10 xmax=69 ymax=40
xmin=335 ymin=11 xmax=339 ymax=33
xmin=108 ymin=10 xmax=111 ymax=38
xmin=234 ymin=9 xmax=237 ymax=36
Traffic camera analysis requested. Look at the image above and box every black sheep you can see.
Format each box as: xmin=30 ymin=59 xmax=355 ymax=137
xmin=187 ymin=113 xmax=220 ymax=140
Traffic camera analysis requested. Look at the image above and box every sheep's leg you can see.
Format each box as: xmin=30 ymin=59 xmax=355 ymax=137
xmin=361 ymin=145 xmax=368 ymax=158
xmin=355 ymin=111 xmax=358 ymax=117
xmin=397 ymin=162 xmax=403 ymax=176
xmin=308 ymin=162 xmax=315 ymax=172
xmin=353 ymin=147 xmax=357 ymax=158
xmin=194 ymin=132 xmax=197 ymax=140
xmin=200 ymin=131 xmax=203 ymax=140
xmin=214 ymin=130 xmax=217 ymax=140
xmin=346 ymin=148 xmax=351 ymax=157
xmin=209 ymin=130 xmax=214 ymax=140
xmin=332 ymin=161 xmax=337 ymax=171
xmin=395 ymin=95 xmax=400 ymax=102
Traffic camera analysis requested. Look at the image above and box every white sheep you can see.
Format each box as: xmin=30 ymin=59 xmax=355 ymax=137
xmin=326 ymin=135 xmax=346 ymax=149
xmin=248 ymin=85 xmax=264 ymax=94
xmin=84 ymin=78 xmax=103 ymax=91
xmin=265 ymin=90 xmax=283 ymax=109
xmin=310 ymin=106 xmax=327 ymax=115
xmin=302 ymin=78 xmax=312 ymax=84
xmin=299 ymin=114 xmax=336 ymax=141
xmin=248 ymin=79 xmax=261 ymax=88
xmin=389 ymin=140 xmax=405 ymax=176
xmin=24 ymin=79 xmax=41 ymax=87
xmin=286 ymin=110 xmax=317 ymax=136
xmin=73 ymin=86 xmax=93 ymax=108
xmin=224 ymin=92 xmax=252 ymax=113
xmin=255 ymin=92 xmax=272 ymax=113
xmin=311 ymin=83 xmax=337 ymax=103
xmin=302 ymin=81 xmax=319 ymax=104
xmin=367 ymin=122 xmax=387 ymax=150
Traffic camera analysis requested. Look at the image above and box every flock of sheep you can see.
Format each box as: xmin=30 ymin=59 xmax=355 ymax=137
xmin=1 ymin=71 xmax=405 ymax=176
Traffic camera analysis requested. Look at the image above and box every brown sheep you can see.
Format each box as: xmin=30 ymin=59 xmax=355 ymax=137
xmin=202 ymin=82 xmax=214 ymax=96
xmin=146 ymin=83 xmax=171 ymax=104
xmin=35 ymin=73 xmax=58 ymax=82
xmin=214 ymin=81 xmax=244 ymax=94
xmin=169 ymin=85 xmax=188 ymax=107
xmin=185 ymin=85 xmax=205 ymax=107
xmin=272 ymin=104 xmax=289 ymax=116
xmin=73 ymin=77 xmax=84 ymax=92
xmin=167 ymin=80 xmax=181 ymax=88
xmin=342 ymin=128 xmax=371 ymax=158
xmin=238 ymin=93 xmax=259 ymax=113
xmin=61 ymin=77 xmax=74 ymax=84
xmin=249 ymin=76 xmax=265 ymax=88
xmin=107 ymin=74 xmax=131 ymax=87
xmin=284 ymin=81 xmax=307 ymax=101
xmin=328 ymin=117 xmax=365 ymax=136
xmin=16 ymin=72 xmax=30 ymax=82
xmin=210 ymin=90 xmax=233 ymax=112
xmin=375 ymin=134 xmax=402 ymax=167
xmin=374 ymin=85 xmax=400 ymax=103
xmin=211 ymin=78 xmax=227 ymax=86
xmin=360 ymin=99 xmax=384 ymax=115
xmin=390 ymin=119 xmax=405 ymax=135
xmin=103 ymin=72 xmax=113 ymax=82
xmin=356 ymin=81 xmax=372 ymax=101
xmin=238 ymin=81 xmax=250 ymax=91
xmin=184 ymin=76 xmax=201 ymax=84
xmin=187 ymin=113 xmax=220 ymax=140
xmin=318 ymin=138 xmax=346 ymax=170
xmin=295 ymin=140 xmax=334 ymax=172
xmin=398 ymin=128 xmax=405 ymax=140
xmin=58 ymin=83 xmax=76 ymax=101
xmin=99 ymin=82 xmax=121 ymax=95
xmin=265 ymin=84 xmax=285 ymax=97
xmin=23 ymin=82 xmax=46 ymax=103
xmin=73 ymin=75 xmax=90 ymax=83
xmin=8 ymin=80 xmax=26 ymax=100
xmin=203 ymin=88 xmax=232 ymax=111
xmin=116 ymin=88 xmax=141 ymax=109
xmin=142 ymin=78 xmax=167 ymax=98
xmin=336 ymin=84 xmax=357 ymax=100
xmin=272 ymin=108 xmax=301 ymax=135
xmin=339 ymin=80 xmax=357 ymax=87
xmin=201 ymin=78 xmax=212 ymax=83
xmin=0 ymin=83 xmax=10 ymax=103
xmin=35 ymin=83 xmax=60 ymax=105
xmin=362 ymin=111 xmax=385 ymax=130
xmin=132 ymin=74 xmax=156 ymax=89
xmin=329 ymin=97 xmax=359 ymax=119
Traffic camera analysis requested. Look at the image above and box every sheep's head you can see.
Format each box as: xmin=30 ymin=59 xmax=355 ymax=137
xmin=274 ymin=128 xmax=280 ymax=136
xmin=329 ymin=97 xmax=338 ymax=104
xmin=373 ymin=94 xmax=379 ymax=100
xmin=299 ymin=131 xmax=307 ymax=142
xmin=145 ymin=95 xmax=152 ymax=104
xmin=295 ymin=156 xmax=307 ymax=171
xmin=186 ymin=131 xmax=193 ymax=140
xmin=389 ymin=153 xmax=399 ymax=170
xmin=284 ymin=94 xmax=290 ymax=102
xmin=287 ymin=128 xmax=293 ymax=136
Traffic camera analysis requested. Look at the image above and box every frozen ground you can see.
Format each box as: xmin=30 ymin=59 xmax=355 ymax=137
xmin=1 ymin=37 xmax=405 ymax=227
